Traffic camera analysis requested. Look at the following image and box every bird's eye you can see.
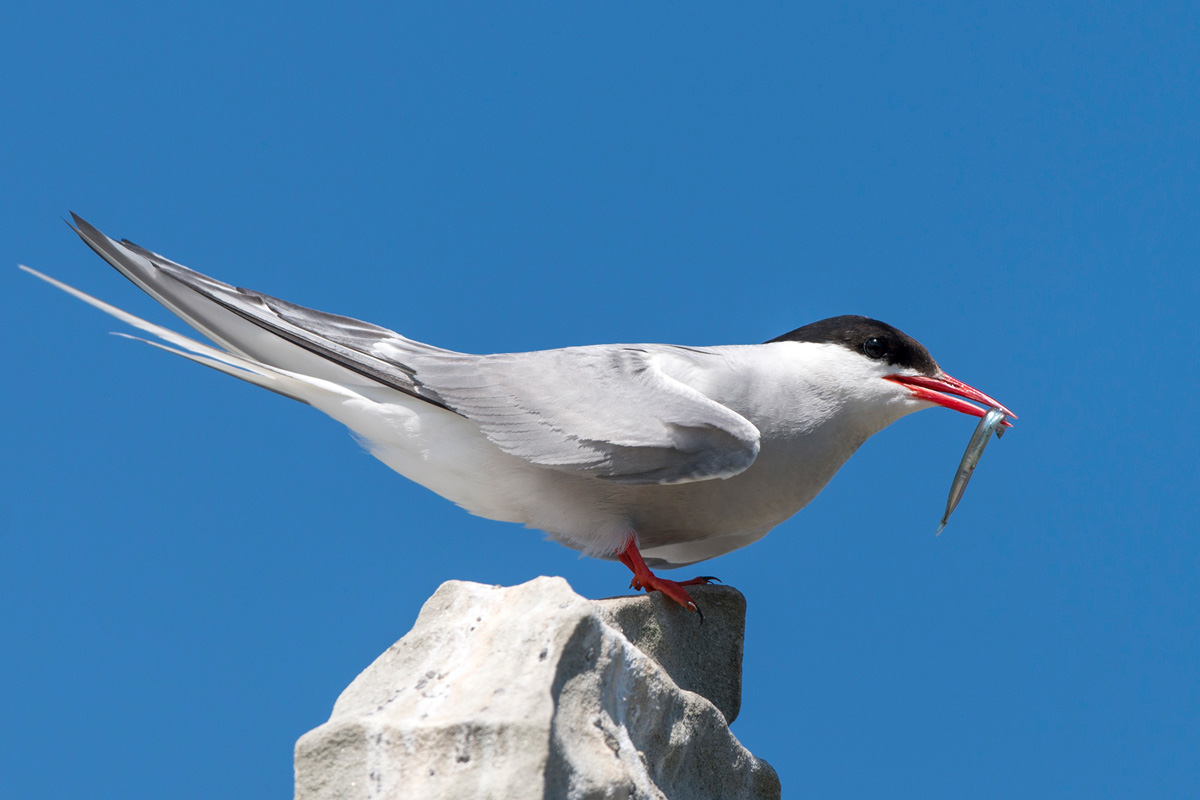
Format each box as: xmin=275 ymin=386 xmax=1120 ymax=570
xmin=863 ymin=337 xmax=886 ymax=359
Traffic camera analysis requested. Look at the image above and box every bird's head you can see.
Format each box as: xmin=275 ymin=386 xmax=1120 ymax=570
xmin=767 ymin=315 xmax=1015 ymax=424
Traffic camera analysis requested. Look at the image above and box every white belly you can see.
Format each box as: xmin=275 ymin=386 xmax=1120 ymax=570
xmin=315 ymin=391 xmax=868 ymax=569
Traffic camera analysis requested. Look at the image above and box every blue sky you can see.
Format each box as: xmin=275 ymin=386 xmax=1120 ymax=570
xmin=4 ymin=3 xmax=1198 ymax=797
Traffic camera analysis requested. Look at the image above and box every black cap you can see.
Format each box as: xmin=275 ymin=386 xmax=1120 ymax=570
xmin=766 ymin=315 xmax=940 ymax=375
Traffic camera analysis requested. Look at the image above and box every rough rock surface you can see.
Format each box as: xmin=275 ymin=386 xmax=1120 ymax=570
xmin=294 ymin=576 xmax=779 ymax=800
xmin=591 ymin=586 xmax=747 ymax=725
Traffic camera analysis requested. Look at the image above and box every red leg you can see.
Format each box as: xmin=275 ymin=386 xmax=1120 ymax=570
xmin=616 ymin=538 xmax=718 ymax=614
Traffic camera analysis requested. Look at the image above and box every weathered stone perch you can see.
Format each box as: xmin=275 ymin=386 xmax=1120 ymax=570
xmin=295 ymin=577 xmax=779 ymax=799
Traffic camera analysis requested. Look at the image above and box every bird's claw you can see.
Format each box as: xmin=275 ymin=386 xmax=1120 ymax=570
xmin=617 ymin=540 xmax=706 ymax=620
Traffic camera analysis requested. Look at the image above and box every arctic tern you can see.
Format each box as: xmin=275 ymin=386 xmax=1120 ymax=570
xmin=24 ymin=215 xmax=1014 ymax=614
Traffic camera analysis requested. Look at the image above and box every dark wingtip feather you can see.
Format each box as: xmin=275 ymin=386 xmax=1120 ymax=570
xmin=70 ymin=212 xmax=104 ymax=239
xmin=66 ymin=213 xmax=117 ymax=264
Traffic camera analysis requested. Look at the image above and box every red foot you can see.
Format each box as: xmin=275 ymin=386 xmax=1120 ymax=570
xmin=616 ymin=539 xmax=719 ymax=615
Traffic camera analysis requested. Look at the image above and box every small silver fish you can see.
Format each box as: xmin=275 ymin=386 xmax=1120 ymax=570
xmin=937 ymin=407 xmax=1007 ymax=535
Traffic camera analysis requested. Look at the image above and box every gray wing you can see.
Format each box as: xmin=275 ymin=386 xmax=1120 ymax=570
xmin=71 ymin=214 xmax=454 ymax=407
xmin=409 ymin=346 xmax=762 ymax=485
xmin=72 ymin=216 xmax=760 ymax=484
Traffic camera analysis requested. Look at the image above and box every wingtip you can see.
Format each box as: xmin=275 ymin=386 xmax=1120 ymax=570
xmin=68 ymin=212 xmax=102 ymax=239
xmin=63 ymin=211 xmax=89 ymax=231
xmin=64 ymin=213 xmax=126 ymax=266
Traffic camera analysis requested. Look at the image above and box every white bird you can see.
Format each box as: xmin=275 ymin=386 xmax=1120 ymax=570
xmin=24 ymin=215 xmax=1014 ymax=614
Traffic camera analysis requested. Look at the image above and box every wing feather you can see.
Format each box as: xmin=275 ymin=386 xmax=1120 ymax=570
xmin=411 ymin=346 xmax=761 ymax=484
xmin=70 ymin=214 xmax=453 ymax=408
xmin=61 ymin=216 xmax=761 ymax=486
